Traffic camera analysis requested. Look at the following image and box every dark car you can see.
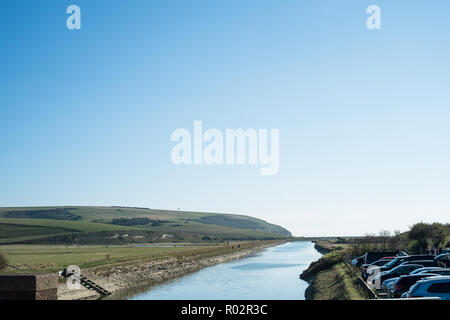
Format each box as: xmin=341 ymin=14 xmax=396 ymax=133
xmin=378 ymin=255 xmax=435 ymax=272
xmin=417 ymin=269 xmax=450 ymax=276
xmin=400 ymin=260 xmax=438 ymax=268
xmin=373 ymin=264 xmax=425 ymax=290
xmin=435 ymin=254 xmax=450 ymax=268
xmin=352 ymin=251 xmax=405 ymax=267
xmin=363 ymin=252 xmax=398 ymax=264
xmin=391 ymin=273 xmax=440 ymax=297
xmin=352 ymin=255 xmax=365 ymax=267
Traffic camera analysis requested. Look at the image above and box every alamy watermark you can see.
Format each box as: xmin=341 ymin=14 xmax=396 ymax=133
xmin=171 ymin=121 xmax=280 ymax=176
xmin=66 ymin=4 xmax=381 ymax=31
xmin=66 ymin=5 xmax=81 ymax=30
xmin=367 ymin=5 xmax=381 ymax=30
xmin=59 ymin=265 xmax=82 ymax=289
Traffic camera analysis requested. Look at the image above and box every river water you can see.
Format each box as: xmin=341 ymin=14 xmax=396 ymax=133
xmin=115 ymin=241 xmax=321 ymax=300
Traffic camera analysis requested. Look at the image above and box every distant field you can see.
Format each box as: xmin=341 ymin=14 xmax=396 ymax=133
xmin=0 ymin=207 xmax=292 ymax=244
xmin=0 ymin=218 xmax=139 ymax=244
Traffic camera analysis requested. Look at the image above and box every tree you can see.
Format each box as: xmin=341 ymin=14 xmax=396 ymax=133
xmin=408 ymin=240 xmax=422 ymax=255
xmin=408 ymin=222 xmax=448 ymax=253
xmin=429 ymin=223 xmax=447 ymax=247
xmin=378 ymin=230 xmax=391 ymax=251
xmin=0 ymin=252 xmax=7 ymax=271
xmin=408 ymin=223 xmax=431 ymax=254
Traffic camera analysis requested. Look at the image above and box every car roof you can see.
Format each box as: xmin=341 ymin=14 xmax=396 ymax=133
xmin=417 ymin=276 xmax=450 ymax=284
xmin=415 ymin=267 xmax=446 ymax=272
xmin=409 ymin=254 xmax=435 ymax=257
xmin=401 ymin=273 xmax=439 ymax=278
xmin=391 ymin=264 xmax=423 ymax=271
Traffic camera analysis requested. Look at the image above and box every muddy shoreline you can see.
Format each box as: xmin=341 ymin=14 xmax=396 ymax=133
xmin=58 ymin=241 xmax=285 ymax=300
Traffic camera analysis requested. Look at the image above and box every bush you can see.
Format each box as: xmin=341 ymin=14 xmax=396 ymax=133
xmin=0 ymin=252 xmax=7 ymax=271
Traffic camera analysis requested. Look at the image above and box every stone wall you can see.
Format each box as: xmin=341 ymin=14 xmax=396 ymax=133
xmin=0 ymin=274 xmax=58 ymax=300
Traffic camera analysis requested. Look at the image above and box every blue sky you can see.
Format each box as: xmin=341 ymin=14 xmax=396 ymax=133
xmin=1 ymin=1 xmax=450 ymax=236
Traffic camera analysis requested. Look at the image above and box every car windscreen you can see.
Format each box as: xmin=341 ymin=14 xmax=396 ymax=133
xmin=385 ymin=258 xmax=400 ymax=268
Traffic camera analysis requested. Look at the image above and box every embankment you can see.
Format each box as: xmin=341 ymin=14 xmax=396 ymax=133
xmin=58 ymin=241 xmax=285 ymax=300
xmin=312 ymin=242 xmax=332 ymax=255
xmin=300 ymin=244 xmax=374 ymax=300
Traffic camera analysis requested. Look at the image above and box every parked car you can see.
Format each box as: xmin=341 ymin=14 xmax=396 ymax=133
xmin=363 ymin=251 xmax=403 ymax=265
xmin=362 ymin=259 xmax=394 ymax=280
xmin=418 ymin=269 xmax=450 ymax=276
xmin=372 ymin=264 xmax=424 ymax=290
xmin=382 ymin=277 xmax=399 ymax=297
xmin=378 ymin=255 xmax=435 ymax=272
xmin=410 ymin=267 xmax=449 ymax=275
xmin=399 ymin=260 xmax=438 ymax=268
xmin=352 ymin=255 xmax=365 ymax=267
xmin=435 ymin=253 xmax=450 ymax=268
xmin=352 ymin=251 xmax=405 ymax=267
xmin=380 ymin=256 xmax=397 ymax=260
xmin=391 ymin=273 xmax=440 ymax=298
xmin=406 ymin=276 xmax=450 ymax=300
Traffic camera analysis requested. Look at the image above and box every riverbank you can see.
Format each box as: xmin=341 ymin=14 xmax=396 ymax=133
xmin=301 ymin=241 xmax=373 ymax=300
xmin=58 ymin=240 xmax=286 ymax=300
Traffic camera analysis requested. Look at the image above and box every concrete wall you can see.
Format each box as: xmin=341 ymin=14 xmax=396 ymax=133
xmin=0 ymin=274 xmax=58 ymax=300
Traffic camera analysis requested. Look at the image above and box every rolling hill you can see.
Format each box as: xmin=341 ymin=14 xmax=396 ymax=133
xmin=0 ymin=206 xmax=292 ymax=244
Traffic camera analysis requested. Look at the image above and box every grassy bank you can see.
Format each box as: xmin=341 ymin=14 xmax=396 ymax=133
xmin=0 ymin=241 xmax=281 ymax=274
xmin=1 ymin=240 xmax=286 ymax=300
xmin=301 ymin=240 xmax=373 ymax=300
xmin=305 ymin=262 xmax=368 ymax=300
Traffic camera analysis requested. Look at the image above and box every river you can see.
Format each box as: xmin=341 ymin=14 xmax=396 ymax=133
xmin=113 ymin=241 xmax=321 ymax=300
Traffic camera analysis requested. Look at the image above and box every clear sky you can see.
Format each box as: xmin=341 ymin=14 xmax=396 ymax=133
xmin=1 ymin=0 xmax=450 ymax=236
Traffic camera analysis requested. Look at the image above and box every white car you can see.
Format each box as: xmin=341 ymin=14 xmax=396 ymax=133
xmin=406 ymin=276 xmax=450 ymax=300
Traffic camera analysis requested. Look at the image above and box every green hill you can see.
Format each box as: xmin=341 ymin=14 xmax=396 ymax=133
xmin=0 ymin=206 xmax=292 ymax=244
